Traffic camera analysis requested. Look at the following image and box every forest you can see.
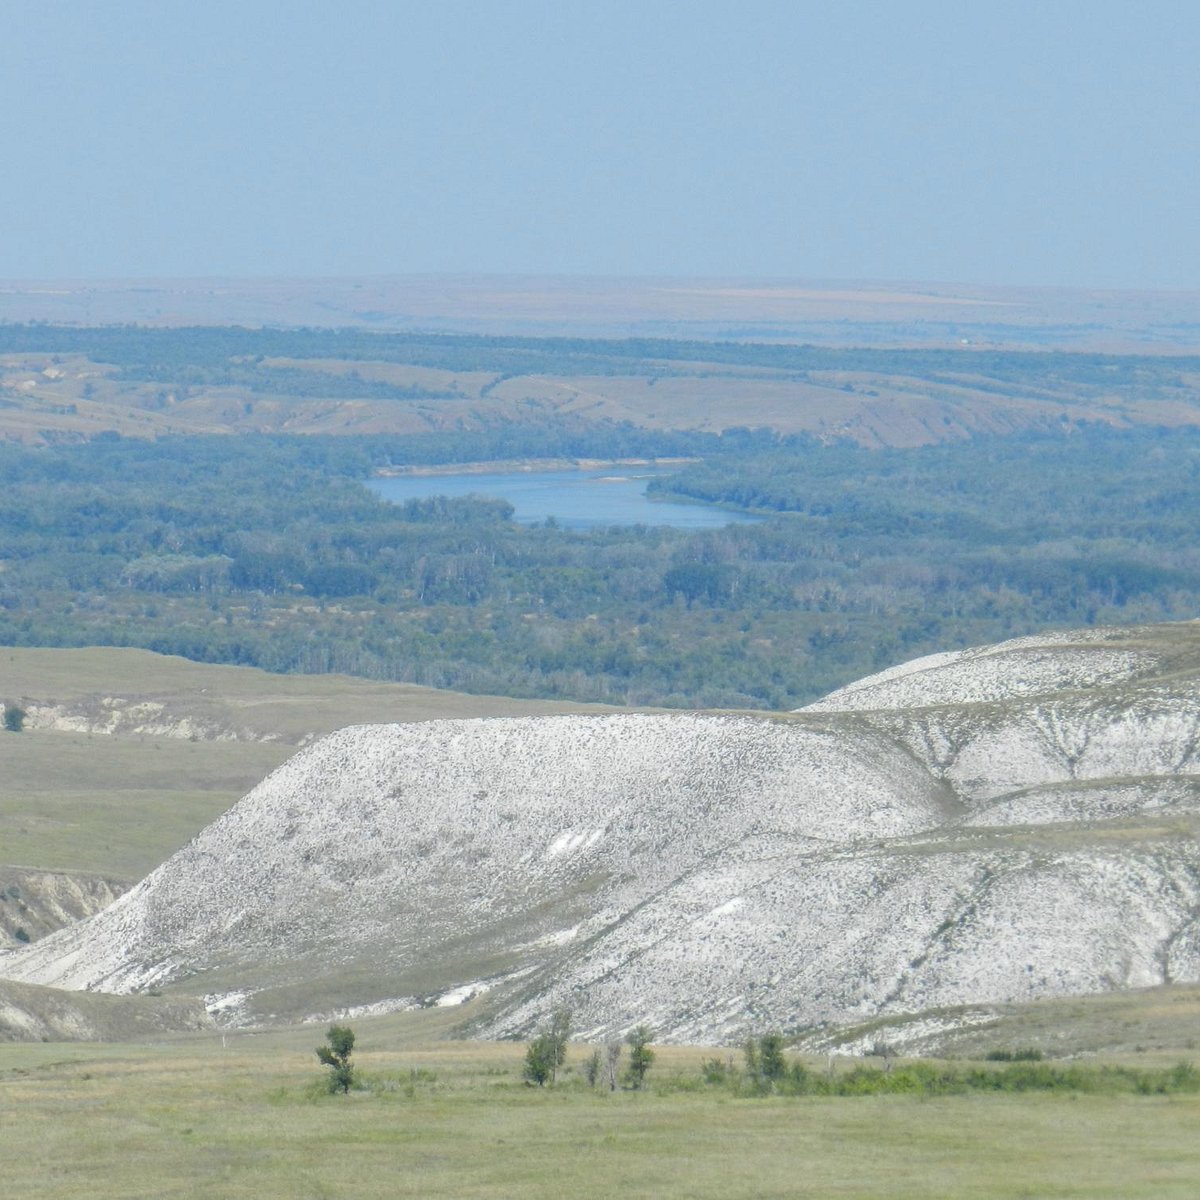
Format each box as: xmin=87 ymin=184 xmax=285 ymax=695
xmin=1 ymin=422 xmax=1197 ymax=709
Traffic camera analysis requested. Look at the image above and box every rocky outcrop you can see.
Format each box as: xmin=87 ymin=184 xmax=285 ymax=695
xmin=0 ymin=868 xmax=127 ymax=947
xmin=21 ymin=698 xmax=280 ymax=743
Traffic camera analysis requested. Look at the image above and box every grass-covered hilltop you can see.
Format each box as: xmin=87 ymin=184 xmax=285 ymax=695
xmin=6 ymin=318 xmax=1200 ymax=1196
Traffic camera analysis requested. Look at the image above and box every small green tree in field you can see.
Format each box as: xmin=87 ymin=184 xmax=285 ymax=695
xmin=316 ymin=1025 xmax=355 ymax=1094
xmin=744 ymin=1032 xmax=788 ymax=1091
xmin=3 ymin=704 xmax=25 ymax=733
xmin=523 ymin=1034 xmax=557 ymax=1086
xmin=523 ymin=1009 xmax=572 ymax=1086
xmin=624 ymin=1025 xmax=655 ymax=1090
xmin=759 ymin=1032 xmax=787 ymax=1083
xmin=743 ymin=1035 xmax=760 ymax=1086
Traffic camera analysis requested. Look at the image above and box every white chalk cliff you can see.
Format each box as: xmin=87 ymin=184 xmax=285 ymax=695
xmin=5 ymin=621 xmax=1200 ymax=1044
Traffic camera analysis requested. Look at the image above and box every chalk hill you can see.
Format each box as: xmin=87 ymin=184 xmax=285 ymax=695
xmin=5 ymin=622 xmax=1200 ymax=1046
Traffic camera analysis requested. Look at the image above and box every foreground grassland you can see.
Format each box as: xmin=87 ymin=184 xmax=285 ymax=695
xmin=3 ymin=1014 xmax=1200 ymax=1199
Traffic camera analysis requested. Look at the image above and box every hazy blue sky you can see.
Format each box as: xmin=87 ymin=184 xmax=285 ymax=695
xmin=2 ymin=1 xmax=1197 ymax=287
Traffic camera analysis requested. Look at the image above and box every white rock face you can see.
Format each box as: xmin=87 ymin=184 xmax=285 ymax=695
xmin=0 ymin=716 xmax=947 ymax=1003
xmin=5 ymin=621 xmax=1200 ymax=1044
xmin=801 ymin=628 xmax=1162 ymax=713
xmin=22 ymin=698 xmax=277 ymax=742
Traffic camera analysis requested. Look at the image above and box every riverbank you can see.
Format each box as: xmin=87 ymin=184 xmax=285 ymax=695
xmin=373 ymin=456 xmax=699 ymax=478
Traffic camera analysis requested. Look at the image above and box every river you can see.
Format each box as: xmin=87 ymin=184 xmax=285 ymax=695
xmin=367 ymin=466 xmax=758 ymax=530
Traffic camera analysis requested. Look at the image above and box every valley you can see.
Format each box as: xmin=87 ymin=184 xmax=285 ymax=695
xmin=3 ymin=304 xmax=1200 ymax=1194
xmin=9 ymin=0 xmax=1200 ymax=1189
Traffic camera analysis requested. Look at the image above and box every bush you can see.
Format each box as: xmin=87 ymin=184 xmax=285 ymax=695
xmin=700 ymin=1048 xmax=1200 ymax=1100
xmin=701 ymin=1056 xmax=733 ymax=1085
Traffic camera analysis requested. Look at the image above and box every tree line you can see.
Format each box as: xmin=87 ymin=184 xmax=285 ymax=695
xmin=2 ymin=425 xmax=1198 ymax=709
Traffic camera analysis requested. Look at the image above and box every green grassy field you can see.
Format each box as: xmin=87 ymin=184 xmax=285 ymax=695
xmin=3 ymin=1010 xmax=1200 ymax=1199
xmin=1 ymin=645 xmax=616 ymax=744
xmin=1 ymin=728 xmax=282 ymax=878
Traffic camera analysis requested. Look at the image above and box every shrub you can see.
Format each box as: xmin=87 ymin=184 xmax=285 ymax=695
xmin=701 ymin=1056 xmax=732 ymax=1085
xmin=699 ymin=1051 xmax=1200 ymax=1098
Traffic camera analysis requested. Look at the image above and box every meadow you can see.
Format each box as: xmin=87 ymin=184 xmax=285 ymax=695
xmin=4 ymin=1008 xmax=1200 ymax=1199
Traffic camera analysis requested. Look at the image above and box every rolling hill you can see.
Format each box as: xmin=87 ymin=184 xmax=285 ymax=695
xmin=4 ymin=622 xmax=1200 ymax=1048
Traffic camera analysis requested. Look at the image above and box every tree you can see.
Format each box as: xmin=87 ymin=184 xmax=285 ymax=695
xmin=744 ymin=1032 xmax=787 ymax=1091
xmin=605 ymin=1041 xmax=622 ymax=1091
xmin=584 ymin=1048 xmax=602 ymax=1088
xmin=742 ymin=1035 xmax=760 ymax=1087
xmin=624 ymin=1025 xmax=655 ymax=1090
xmin=663 ymin=563 xmax=733 ymax=607
xmin=3 ymin=704 xmax=25 ymax=733
xmin=316 ymin=1024 xmax=355 ymax=1094
xmin=758 ymin=1032 xmax=787 ymax=1083
xmin=523 ymin=1009 xmax=572 ymax=1087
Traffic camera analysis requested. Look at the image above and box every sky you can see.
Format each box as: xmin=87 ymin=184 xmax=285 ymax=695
xmin=1 ymin=1 xmax=1198 ymax=288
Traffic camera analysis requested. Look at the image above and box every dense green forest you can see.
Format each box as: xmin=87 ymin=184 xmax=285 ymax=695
xmin=1 ymin=424 xmax=1197 ymax=708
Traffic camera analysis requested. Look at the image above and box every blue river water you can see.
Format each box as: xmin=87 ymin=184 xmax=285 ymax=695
xmin=368 ymin=467 xmax=759 ymax=530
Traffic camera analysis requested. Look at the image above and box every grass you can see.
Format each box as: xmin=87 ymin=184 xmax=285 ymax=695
xmin=4 ymin=1014 xmax=1200 ymax=1198
xmin=0 ymin=727 xmax=283 ymax=878
xmin=0 ymin=646 xmax=613 ymax=878
xmin=0 ymin=645 xmax=614 ymax=741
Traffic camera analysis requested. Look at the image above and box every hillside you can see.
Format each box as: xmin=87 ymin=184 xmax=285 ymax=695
xmin=0 ymin=977 xmax=209 ymax=1043
xmin=5 ymin=318 xmax=1200 ymax=448
xmin=4 ymin=622 xmax=1200 ymax=1048
xmin=0 ymin=647 xmax=617 ymax=939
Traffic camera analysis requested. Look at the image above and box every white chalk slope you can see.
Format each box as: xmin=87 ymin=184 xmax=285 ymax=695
xmin=5 ymin=621 xmax=1200 ymax=1044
